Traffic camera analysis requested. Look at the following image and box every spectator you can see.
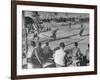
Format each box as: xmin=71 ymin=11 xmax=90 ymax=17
xmin=85 ymin=44 xmax=89 ymax=62
xmin=43 ymin=42 xmax=53 ymax=60
xmin=53 ymin=42 xmax=66 ymax=67
xmin=51 ymin=28 xmax=59 ymax=40
xmin=84 ymin=44 xmax=90 ymax=66
xmin=79 ymin=24 xmax=84 ymax=36
xmin=77 ymin=44 xmax=89 ymax=66
xmin=72 ymin=42 xmax=82 ymax=66
xmin=27 ymin=41 xmax=36 ymax=69
xmin=34 ymin=42 xmax=45 ymax=67
xmin=72 ymin=42 xmax=81 ymax=58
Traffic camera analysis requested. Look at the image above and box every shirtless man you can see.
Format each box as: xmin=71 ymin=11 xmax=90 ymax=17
xmin=72 ymin=42 xmax=82 ymax=66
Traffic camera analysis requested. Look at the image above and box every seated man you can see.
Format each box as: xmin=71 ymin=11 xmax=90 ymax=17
xmin=80 ymin=44 xmax=90 ymax=66
xmin=43 ymin=42 xmax=53 ymax=60
xmin=34 ymin=42 xmax=45 ymax=66
xmin=72 ymin=42 xmax=82 ymax=66
xmin=53 ymin=42 xmax=66 ymax=67
xmin=30 ymin=42 xmax=45 ymax=68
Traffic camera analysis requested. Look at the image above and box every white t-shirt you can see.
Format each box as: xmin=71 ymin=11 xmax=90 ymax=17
xmin=54 ymin=48 xmax=66 ymax=66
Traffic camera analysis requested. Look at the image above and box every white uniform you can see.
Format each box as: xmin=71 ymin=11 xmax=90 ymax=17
xmin=54 ymin=48 xmax=66 ymax=67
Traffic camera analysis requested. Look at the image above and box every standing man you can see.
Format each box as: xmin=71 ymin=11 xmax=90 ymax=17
xmin=52 ymin=28 xmax=59 ymax=40
xmin=69 ymin=21 xmax=71 ymax=31
xmin=85 ymin=44 xmax=89 ymax=61
xmin=53 ymin=42 xmax=66 ymax=67
xmin=34 ymin=30 xmax=39 ymax=40
xmin=84 ymin=44 xmax=90 ymax=66
xmin=79 ymin=24 xmax=84 ymax=36
xmin=32 ymin=23 xmax=39 ymax=40
xmin=27 ymin=41 xmax=36 ymax=69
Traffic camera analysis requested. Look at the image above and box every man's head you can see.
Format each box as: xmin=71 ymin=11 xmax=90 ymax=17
xmin=38 ymin=42 xmax=41 ymax=47
xmin=74 ymin=42 xmax=78 ymax=47
xmin=88 ymin=44 xmax=89 ymax=49
xmin=59 ymin=42 xmax=65 ymax=49
xmin=46 ymin=42 xmax=49 ymax=46
xmin=31 ymin=41 xmax=36 ymax=47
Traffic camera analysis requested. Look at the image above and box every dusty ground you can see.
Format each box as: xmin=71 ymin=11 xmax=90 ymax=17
xmin=22 ymin=22 xmax=89 ymax=68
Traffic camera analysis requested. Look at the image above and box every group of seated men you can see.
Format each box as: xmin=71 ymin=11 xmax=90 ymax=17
xmin=25 ymin=41 xmax=89 ymax=69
